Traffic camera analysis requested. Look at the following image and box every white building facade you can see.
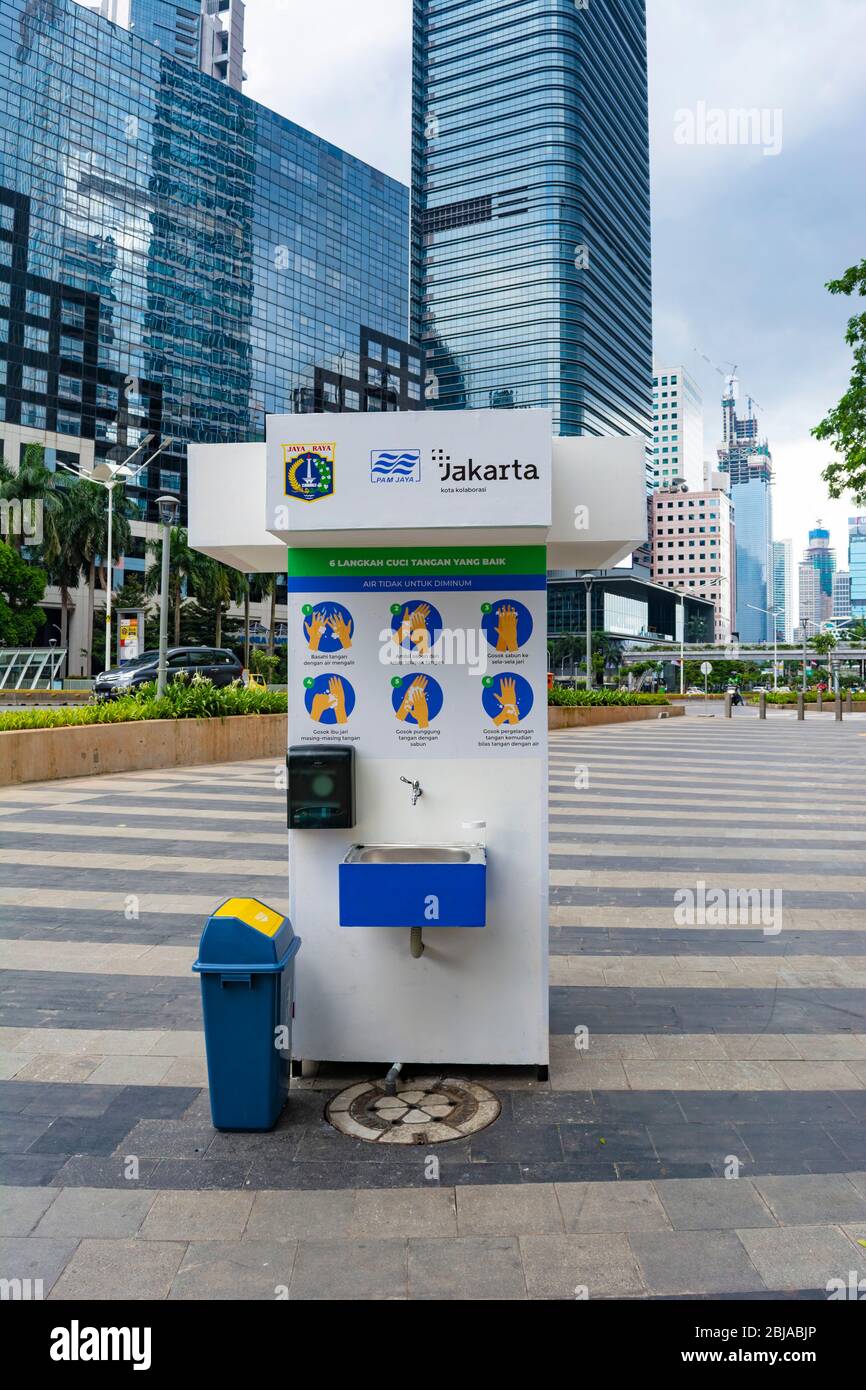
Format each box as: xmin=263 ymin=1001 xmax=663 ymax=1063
xmin=650 ymin=482 xmax=735 ymax=642
xmin=651 ymin=366 xmax=704 ymax=492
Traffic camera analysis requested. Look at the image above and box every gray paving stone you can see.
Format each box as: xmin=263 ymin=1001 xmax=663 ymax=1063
xmin=847 ymin=1172 xmax=866 ymax=1200
xmin=290 ymin=1238 xmax=407 ymax=1300
xmin=350 ymin=1187 xmax=457 ymax=1238
xmin=50 ymin=1238 xmax=186 ymax=1300
xmin=139 ymin=1190 xmax=253 ymax=1240
xmin=409 ymin=1236 xmax=526 ymax=1300
xmin=754 ymin=1174 xmax=866 ymax=1225
xmin=456 ymin=1183 xmax=563 ymax=1236
xmin=0 ymin=1236 xmax=78 ymax=1294
xmin=556 ymin=1180 xmax=670 ymax=1233
xmin=738 ymin=1224 xmax=866 ymax=1292
xmin=169 ymin=1240 xmax=298 ymax=1300
xmin=0 ymin=1185 xmax=59 ymax=1236
xmin=519 ymin=1232 xmax=644 ymax=1299
xmin=631 ymin=1230 xmax=764 ymax=1295
xmin=655 ymin=1177 xmax=777 ymax=1231
xmin=33 ymin=1186 xmax=156 ymax=1239
xmin=246 ymin=1189 xmax=354 ymax=1240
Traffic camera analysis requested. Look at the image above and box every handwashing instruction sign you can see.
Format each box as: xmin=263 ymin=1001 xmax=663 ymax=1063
xmin=288 ymin=546 xmax=546 ymax=757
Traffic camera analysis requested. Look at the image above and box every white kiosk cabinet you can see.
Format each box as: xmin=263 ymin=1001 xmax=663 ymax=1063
xmin=189 ymin=408 xmax=647 ymax=1073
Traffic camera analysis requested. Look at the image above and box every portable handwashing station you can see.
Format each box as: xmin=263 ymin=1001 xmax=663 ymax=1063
xmin=188 ymin=409 xmax=646 ymax=1082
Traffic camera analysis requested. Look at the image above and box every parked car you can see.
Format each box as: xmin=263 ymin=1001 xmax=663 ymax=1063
xmin=94 ymin=647 xmax=244 ymax=699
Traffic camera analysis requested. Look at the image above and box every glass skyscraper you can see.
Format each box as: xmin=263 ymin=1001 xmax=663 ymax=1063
xmin=411 ymin=0 xmax=652 ymax=439
xmin=77 ymin=0 xmax=246 ymax=89
xmin=849 ymin=516 xmax=866 ymax=620
xmin=717 ymin=382 xmax=773 ymax=642
xmin=0 ymin=0 xmax=411 ymax=536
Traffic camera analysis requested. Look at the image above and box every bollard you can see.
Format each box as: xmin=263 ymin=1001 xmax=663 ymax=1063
xmin=724 ymin=693 xmax=732 ymax=719
xmin=846 ymin=691 xmax=853 ymax=714
xmin=835 ymin=695 xmax=843 ymax=722
xmin=816 ymin=691 xmax=823 ymax=712
xmin=797 ymin=692 xmax=805 ymax=720
xmin=759 ymin=692 xmax=767 ymax=720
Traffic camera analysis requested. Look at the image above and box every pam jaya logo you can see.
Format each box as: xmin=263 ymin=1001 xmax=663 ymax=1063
xmin=371 ymin=449 xmax=421 ymax=483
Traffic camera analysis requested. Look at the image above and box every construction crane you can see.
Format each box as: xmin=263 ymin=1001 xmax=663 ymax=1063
xmin=693 ymin=349 xmax=767 ymax=416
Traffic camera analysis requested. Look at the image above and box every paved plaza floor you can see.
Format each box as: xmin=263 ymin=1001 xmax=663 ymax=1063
xmin=1 ymin=717 xmax=865 ymax=1299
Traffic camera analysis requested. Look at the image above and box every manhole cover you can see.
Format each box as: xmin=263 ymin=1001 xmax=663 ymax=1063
xmin=326 ymin=1076 xmax=501 ymax=1145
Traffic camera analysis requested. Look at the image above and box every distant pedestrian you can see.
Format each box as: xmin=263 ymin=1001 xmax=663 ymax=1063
xmin=731 ymin=688 xmax=744 ymax=707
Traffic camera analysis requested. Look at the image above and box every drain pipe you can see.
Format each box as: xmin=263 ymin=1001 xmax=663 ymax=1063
xmin=410 ymin=927 xmax=425 ymax=959
xmin=383 ymin=1062 xmax=403 ymax=1095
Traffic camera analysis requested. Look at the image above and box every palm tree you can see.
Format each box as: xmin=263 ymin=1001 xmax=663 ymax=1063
xmin=41 ymin=481 xmax=88 ymax=656
xmin=259 ymin=573 xmax=285 ymax=656
xmin=72 ymin=480 xmax=132 ymax=676
xmin=0 ymin=442 xmax=60 ymax=553
xmin=144 ymin=526 xmax=208 ymax=646
xmin=195 ymin=556 xmax=236 ymax=648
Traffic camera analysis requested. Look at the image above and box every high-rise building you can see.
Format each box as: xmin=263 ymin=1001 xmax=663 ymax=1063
xmin=76 ymin=0 xmax=246 ymax=89
xmin=411 ymin=0 xmax=652 ymax=440
xmin=716 ymin=378 xmax=773 ymax=641
xmin=650 ymin=481 xmax=735 ymax=641
xmin=651 ymin=366 xmax=704 ymax=491
xmin=850 ymin=515 xmax=866 ymax=620
xmin=832 ymin=570 xmax=851 ymax=620
xmin=798 ymin=523 xmax=836 ymax=630
xmin=1 ymin=0 xmax=412 ymax=664
xmin=771 ymin=539 xmax=793 ymax=643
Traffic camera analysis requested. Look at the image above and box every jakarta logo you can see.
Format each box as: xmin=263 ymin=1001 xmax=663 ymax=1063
xmin=283 ymin=443 xmax=336 ymax=502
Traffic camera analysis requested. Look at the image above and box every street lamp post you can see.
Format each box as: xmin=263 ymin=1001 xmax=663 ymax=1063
xmin=582 ymin=574 xmax=593 ymax=691
xmin=58 ymin=435 xmax=173 ymax=671
xmin=679 ymin=595 xmax=685 ymax=695
xmin=801 ymin=618 xmax=811 ymax=694
xmin=155 ymin=495 xmax=180 ymax=697
xmin=747 ymin=603 xmax=781 ymax=691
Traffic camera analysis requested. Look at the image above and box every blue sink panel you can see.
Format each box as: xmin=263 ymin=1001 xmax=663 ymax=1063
xmin=339 ymin=862 xmax=486 ymax=927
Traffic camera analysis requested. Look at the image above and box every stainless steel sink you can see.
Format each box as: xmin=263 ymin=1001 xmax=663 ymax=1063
xmin=343 ymin=843 xmax=484 ymax=866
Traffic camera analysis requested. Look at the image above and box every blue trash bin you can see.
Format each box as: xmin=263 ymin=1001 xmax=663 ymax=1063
xmin=193 ymin=897 xmax=301 ymax=1131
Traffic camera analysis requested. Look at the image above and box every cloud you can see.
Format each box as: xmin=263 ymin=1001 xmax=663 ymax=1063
xmin=241 ymin=2 xmax=866 ymax=599
xmin=244 ymin=0 xmax=411 ymax=181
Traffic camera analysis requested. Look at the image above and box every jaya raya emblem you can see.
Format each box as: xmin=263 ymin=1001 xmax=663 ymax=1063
xmin=283 ymin=443 xmax=336 ymax=502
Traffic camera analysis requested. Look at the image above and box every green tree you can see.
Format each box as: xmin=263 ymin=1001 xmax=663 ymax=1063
xmin=40 ymin=479 xmax=90 ymax=655
xmin=0 ymin=443 xmax=60 ymax=553
xmin=144 ymin=526 xmax=209 ymax=647
xmin=813 ymin=259 xmax=866 ymax=503
xmin=810 ymin=630 xmax=839 ymax=659
xmin=0 ymin=540 xmax=46 ymax=644
xmin=72 ymin=481 xmax=132 ymax=676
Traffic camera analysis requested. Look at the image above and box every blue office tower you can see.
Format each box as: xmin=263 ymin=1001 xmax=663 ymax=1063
xmin=411 ymin=0 xmax=652 ymax=439
xmin=850 ymin=516 xmax=866 ymax=621
xmin=0 ymin=0 xmax=412 ymax=529
xmin=717 ymin=383 xmax=774 ymax=642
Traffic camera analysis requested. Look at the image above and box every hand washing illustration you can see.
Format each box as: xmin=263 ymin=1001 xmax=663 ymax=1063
xmin=391 ymin=600 xmax=442 ymax=656
xmin=392 ymin=673 xmax=444 ymax=727
xmin=481 ymin=598 xmax=533 ymax=652
xmin=482 ymin=671 xmax=534 ymax=726
xmin=303 ymin=602 xmax=354 ymax=652
xmin=305 ymin=673 xmax=355 ymax=725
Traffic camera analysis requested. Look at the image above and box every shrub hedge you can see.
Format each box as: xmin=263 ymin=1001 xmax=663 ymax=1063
xmin=548 ymin=688 xmax=670 ymax=707
xmin=0 ymin=678 xmax=286 ymax=732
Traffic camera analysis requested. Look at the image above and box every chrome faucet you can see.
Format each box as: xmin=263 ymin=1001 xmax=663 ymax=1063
xmin=400 ymin=776 xmax=423 ymax=806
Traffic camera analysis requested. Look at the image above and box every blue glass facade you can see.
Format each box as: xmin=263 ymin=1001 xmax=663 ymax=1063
xmin=411 ymin=0 xmax=652 ymax=438
xmin=126 ymin=1 xmax=202 ymax=66
xmin=731 ymin=460 xmax=773 ymax=643
xmin=850 ymin=516 xmax=866 ymax=620
xmin=0 ymin=0 xmax=409 ymax=524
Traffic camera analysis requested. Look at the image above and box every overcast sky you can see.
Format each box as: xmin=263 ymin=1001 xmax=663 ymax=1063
xmin=245 ymin=0 xmax=866 ymax=588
